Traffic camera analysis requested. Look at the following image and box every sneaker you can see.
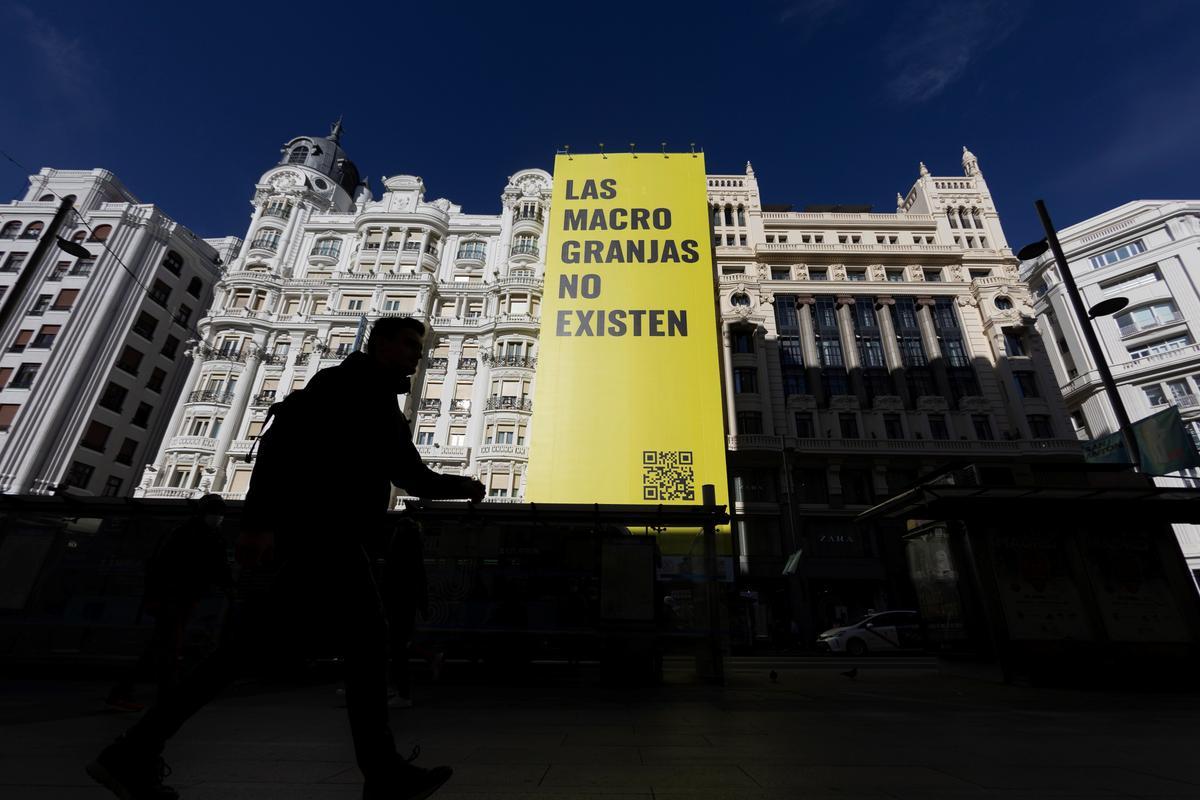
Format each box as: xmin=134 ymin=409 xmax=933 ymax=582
xmin=86 ymin=737 xmax=178 ymax=800
xmin=363 ymin=748 xmax=451 ymax=800
xmin=388 ymin=695 xmax=414 ymax=709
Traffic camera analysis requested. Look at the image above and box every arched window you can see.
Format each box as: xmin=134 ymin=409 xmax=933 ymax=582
xmin=723 ymin=204 xmax=734 ymax=226
xmin=0 ymin=221 xmax=20 ymax=239
xmin=947 ymin=208 xmax=958 ymax=228
xmin=730 ymin=292 xmax=751 ymax=307
xmin=958 ymin=207 xmax=970 ymax=229
xmin=187 ymin=276 xmax=203 ymax=297
xmin=311 ymin=238 xmax=341 ymax=258
xmin=972 ymin=208 xmax=984 ymax=229
xmin=89 ymin=224 xmax=112 ymax=242
xmin=21 ymin=221 xmax=44 ymax=239
xmin=71 ymin=230 xmax=87 ymax=243
xmin=711 ymin=205 xmax=721 ymax=226
xmin=38 ymin=194 xmax=55 ymax=202
xmin=736 ymin=205 xmax=746 ymax=226
xmin=288 ymin=145 xmax=309 ymax=164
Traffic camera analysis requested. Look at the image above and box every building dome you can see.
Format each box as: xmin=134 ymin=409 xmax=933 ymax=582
xmin=278 ymin=119 xmax=361 ymax=196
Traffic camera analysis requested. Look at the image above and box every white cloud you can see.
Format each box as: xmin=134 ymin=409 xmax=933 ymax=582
xmin=8 ymin=3 xmax=94 ymax=102
xmin=884 ymin=0 xmax=1027 ymax=103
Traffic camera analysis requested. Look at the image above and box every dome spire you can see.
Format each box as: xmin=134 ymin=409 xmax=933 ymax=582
xmin=329 ymin=116 xmax=344 ymax=144
xmin=962 ymin=145 xmax=980 ymax=177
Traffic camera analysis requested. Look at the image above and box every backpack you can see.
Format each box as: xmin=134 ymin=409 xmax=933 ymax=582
xmin=241 ymin=387 xmax=318 ymax=531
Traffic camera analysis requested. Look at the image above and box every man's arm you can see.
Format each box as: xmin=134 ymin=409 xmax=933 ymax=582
xmin=389 ymin=413 xmax=485 ymax=501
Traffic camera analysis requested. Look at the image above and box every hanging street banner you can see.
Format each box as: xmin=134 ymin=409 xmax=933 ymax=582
xmin=526 ymin=152 xmax=729 ymax=521
xmin=1081 ymin=406 xmax=1200 ymax=475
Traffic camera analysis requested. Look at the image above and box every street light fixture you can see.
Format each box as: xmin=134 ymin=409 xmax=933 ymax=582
xmin=1021 ymin=200 xmax=1140 ymax=468
xmin=55 ymin=236 xmax=91 ymax=259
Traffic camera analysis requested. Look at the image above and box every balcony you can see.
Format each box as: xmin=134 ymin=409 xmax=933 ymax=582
xmin=1118 ymin=314 xmax=1184 ymax=338
xmin=448 ymin=399 xmax=472 ymax=414
xmin=496 ymin=274 xmax=543 ymax=292
xmin=247 ymin=237 xmax=279 ymax=254
xmin=418 ymin=398 xmax=441 ymax=413
xmin=482 ymin=354 xmax=537 ymax=370
xmin=454 ymin=250 xmax=486 ymax=269
xmin=726 ymin=434 xmax=1081 ymax=456
xmin=251 ymin=390 xmax=277 ymax=406
xmin=477 ymin=443 xmax=530 ymax=460
xmin=294 ymin=352 xmax=311 ymax=366
xmin=457 ymin=357 xmax=478 ymax=372
xmin=425 ymin=357 xmax=449 ymax=373
xmin=510 ymin=243 xmax=539 ymax=260
xmin=416 ymin=444 xmax=471 ymax=462
xmin=227 ymin=439 xmax=255 ymax=456
xmin=485 ymin=395 xmax=532 ymax=412
xmin=167 ymin=435 xmax=217 ymax=452
xmin=261 ymin=352 xmax=287 ymax=366
xmin=495 ymin=313 xmax=540 ymax=328
xmin=141 ymin=487 xmax=198 ymax=499
xmin=205 ymin=348 xmax=246 ymax=363
xmin=187 ymin=389 xmax=235 ymax=405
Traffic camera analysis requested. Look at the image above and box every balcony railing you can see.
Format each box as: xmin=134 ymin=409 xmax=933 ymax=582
xmin=261 ymin=352 xmax=287 ymax=366
xmin=495 ymin=313 xmax=540 ymax=327
xmin=252 ymin=390 xmax=277 ymax=406
xmin=426 ymin=357 xmax=449 ymax=371
xmin=1118 ymin=314 xmax=1184 ymax=338
xmin=726 ymin=434 xmax=1081 ymax=455
xmin=418 ymin=398 xmax=442 ymax=412
xmin=485 ymin=395 xmax=532 ymax=411
xmin=449 ymin=399 xmax=472 ymax=413
xmin=477 ymin=443 xmax=530 ymax=459
xmin=482 ymin=354 xmax=537 ymax=369
xmin=510 ymin=243 xmax=539 ymax=258
xmin=457 ymin=357 xmax=478 ymax=371
xmin=205 ymin=348 xmax=246 ymax=363
xmin=310 ymin=244 xmax=341 ymax=259
xmin=188 ymin=389 xmax=235 ymax=405
xmin=248 ymin=237 xmax=279 ymax=253
xmin=263 ymin=206 xmax=291 ymax=221
xmin=167 ymin=435 xmax=217 ymax=452
xmin=294 ymin=353 xmax=311 ymax=366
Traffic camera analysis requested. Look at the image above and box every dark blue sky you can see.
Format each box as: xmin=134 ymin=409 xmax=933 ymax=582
xmin=3 ymin=0 xmax=1198 ymax=249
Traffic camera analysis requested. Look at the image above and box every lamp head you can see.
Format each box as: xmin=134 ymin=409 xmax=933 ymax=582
xmin=1017 ymin=239 xmax=1050 ymax=261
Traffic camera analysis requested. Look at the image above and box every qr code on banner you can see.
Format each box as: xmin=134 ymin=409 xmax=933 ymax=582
xmin=642 ymin=451 xmax=695 ymax=501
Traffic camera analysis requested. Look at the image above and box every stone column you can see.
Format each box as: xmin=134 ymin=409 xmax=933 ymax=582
xmin=836 ymin=295 xmax=867 ymax=403
xmin=795 ymin=296 xmax=821 ymax=400
xmin=754 ymin=325 xmax=775 ymax=435
xmin=721 ymin=322 xmax=738 ymax=436
xmin=916 ymin=297 xmax=954 ymax=401
xmin=874 ymin=296 xmax=910 ymax=405
xmin=207 ymin=339 xmax=264 ymax=493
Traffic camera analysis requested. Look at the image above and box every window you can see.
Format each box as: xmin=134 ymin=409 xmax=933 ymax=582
xmin=64 ymin=461 xmax=94 ymax=491
xmin=809 ymin=267 xmax=828 ymax=280
xmin=771 ymin=268 xmax=790 ymax=281
xmin=102 ymin=476 xmax=124 ymax=497
xmin=133 ymin=311 xmax=159 ymax=340
xmin=131 ymin=402 xmax=152 ymax=428
xmin=1101 ymin=267 xmax=1159 ymax=295
xmin=1013 ymin=371 xmax=1040 ymax=398
xmin=116 ymin=345 xmax=143 ymax=375
xmin=88 ymin=225 xmax=112 ymax=242
xmin=288 ymin=144 xmax=309 ymax=163
xmin=884 ymin=414 xmax=904 ymax=439
xmin=0 ymin=403 xmax=19 ymax=432
xmin=147 ymin=367 xmax=166 ymax=393
xmin=730 ymin=292 xmax=751 ymax=307
xmin=186 ymin=276 xmax=203 ymax=297
xmin=840 ymin=469 xmax=874 ymax=505
xmin=263 ymin=199 xmax=292 ymax=220
xmin=1144 ymin=385 xmax=1168 ymax=406
xmin=923 ymin=268 xmax=941 ymax=282
xmin=81 ymin=420 xmax=112 ymax=452
xmin=0 ymin=221 xmax=20 ymax=238
xmin=847 ymin=269 xmax=867 ymax=281
xmin=1116 ymin=301 xmax=1182 ymax=337
xmin=972 ymin=415 xmax=994 ymax=440
xmin=733 ymin=367 xmax=758 ymax=393
xmin=11 ymin=363 xmax=39 ymax=388
xmin=28 ymin=294 xmax=52 ymax=315
xmin=1028 ymin=415 xmax=1054 ymax=439
xmin=795 ymin=412 xmax=815 ymax=437
xmin=1004 ymin=330 xmax=1027 ymax=356
xmin=970 ymin=269 xmax=991 ymax=280
xmin=779 ymin=335 xmax=806 ymax=395
xmin=49 ymin=261 xmax=70 ymax=281
xmin=161 ymin=335 xmax=180 ymax=359
xmin=886 ymin=269 xmax=904 ymax=282
xmin=2 ymin=252 xmax=27 ymax=272
xmin=0 ymin=367 xmax=10 ymax=388
xmin=731 ymin=328 xmax=754 ymax=353
xmin=51 ymin=288 xmax=79 ymax=310
xmin=1166 ymin=379 xmax=1193 ymax=402
xmin=98 ymin=382 xmax=128 ymax=413
xmin=456 ymin=240 xmax=486 ymax=261
xmin=115 ymin=437 xmax=138 ymax=466
xmin=176 ymin=304 xmax=192 ymax=326
xmin=839 ymin=413 xmax=859 ymax=439
xmin=1089 ymin=239 xmax=1145 ymax=270
xmin=994 ymin=296 xmax=1014 ymax=310
xmin=795 ymin=468 xmax=828 ymax=504
xmin=736 ymin=411 xmax=763 ymax=434
xmin=149 ymin=279 xmax=171 ymax=306
xmin=1128 ymin=335 xmax=1192 ymax=360
xmin=250 ymin=228 xmax=281 ymax=252
xmin=31 ymin=325 xmax=59 ymax=348
xmin=928 ymin=414 xmax=949 ymax=440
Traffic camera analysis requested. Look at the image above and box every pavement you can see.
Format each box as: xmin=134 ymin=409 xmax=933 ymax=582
xmin=3 ymin=656 xmax=1200 ymax=799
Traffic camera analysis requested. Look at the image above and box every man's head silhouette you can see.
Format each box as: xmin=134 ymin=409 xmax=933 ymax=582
xmin=367 ymin=316 xmax=426 ymax=381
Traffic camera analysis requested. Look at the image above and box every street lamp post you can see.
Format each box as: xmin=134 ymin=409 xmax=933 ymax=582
xmin=1020 ymin=199 xmax=1140 ymax=469
xmin=0 ymin=196 xmax=79 ymax=337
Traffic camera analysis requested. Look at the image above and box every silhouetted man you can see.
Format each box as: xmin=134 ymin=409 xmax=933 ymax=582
xmin=88 ymin=316 xmax=485 ymax=800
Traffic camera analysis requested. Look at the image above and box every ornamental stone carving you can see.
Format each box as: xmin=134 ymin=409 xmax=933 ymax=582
xmin=956 ymin=295 xmax=979 ymax=308
xmin=868 ymin=265 xmax=887 ymax=281
xmin=830 ymin=395 xmax=860 ymax=411
xmin=958 ymin=396 xmax=991 ymax=413
xmin=948 ymin=265 xmax=965 ymax=282
xmin=916 ymin=396 xmax=949 ymax=412
xmin=830 ymin=265 xmax=847 ymax=281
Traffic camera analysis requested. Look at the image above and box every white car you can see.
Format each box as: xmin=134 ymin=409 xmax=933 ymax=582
xmin=816 ymin=610 xmax=923 ymax=656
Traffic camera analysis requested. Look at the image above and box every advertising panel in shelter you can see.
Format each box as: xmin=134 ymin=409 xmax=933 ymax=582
xmin=525 ymin=153 xmax=728 ymax=517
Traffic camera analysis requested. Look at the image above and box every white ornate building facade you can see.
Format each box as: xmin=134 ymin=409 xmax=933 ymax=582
xmin=136 ymin=124 xmax=549 ymax=501
xmin=1021 ymin=200 xmax=1200 ymax=577
xmin=0 ymin=169 xmax=233 ymax=496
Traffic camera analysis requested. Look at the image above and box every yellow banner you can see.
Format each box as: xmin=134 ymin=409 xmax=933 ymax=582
xmin=526 ymin=153 xmax=728 ymax=519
